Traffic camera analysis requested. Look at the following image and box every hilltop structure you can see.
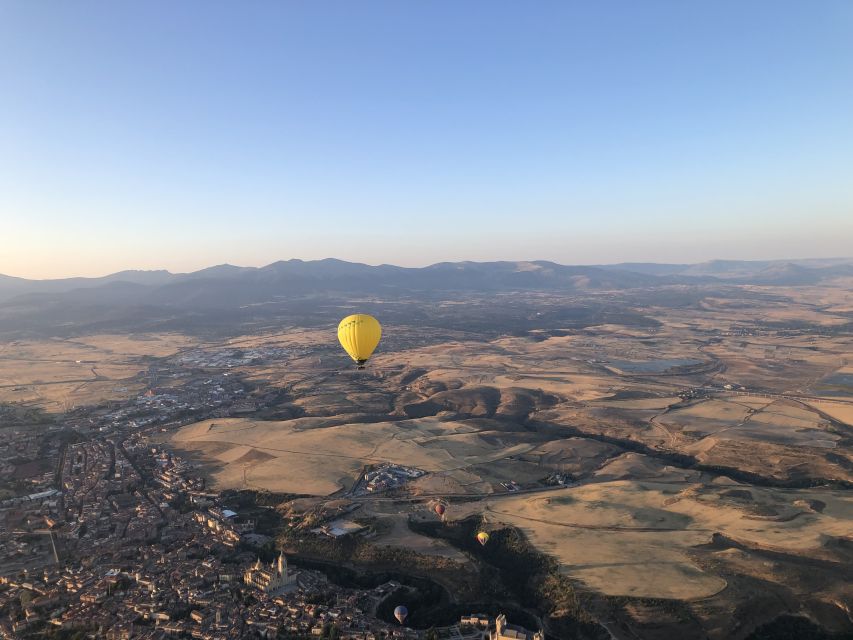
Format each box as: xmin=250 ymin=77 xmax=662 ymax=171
xmin=243 ymin=551 xmax=296 ymax=594
xmin=490 ymin=614 xmax=544 ymax=640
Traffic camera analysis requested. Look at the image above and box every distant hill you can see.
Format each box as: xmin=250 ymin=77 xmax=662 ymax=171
xmin=0 ymin=269 xmax=174 ymax=302
xmin=0 ymin=257 xmax=850 ymax=337
xmin=601 ymin=258 xmax=853 ymax=281
xmin=0 ymin=259 xmax=663 ymax=305
xmin=3 ymin=257 xmax=851 ymax=303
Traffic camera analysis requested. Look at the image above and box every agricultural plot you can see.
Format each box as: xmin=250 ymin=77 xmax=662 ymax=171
xmin=172 ymin=416 xmax=543 ymax=495
xmin=478 ymin=479 xmax=852 ymax=599
xmin=0 ymin=334 xmax=193 ymax=410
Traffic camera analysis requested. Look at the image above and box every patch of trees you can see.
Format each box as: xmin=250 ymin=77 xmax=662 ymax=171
xmin=746 ymin=615 xmax=849 ymax=640
xmin=219 ymin=489 xmax=295 ymax=534
xmin=238 ymin=538 xmax=280 ymax=563
xmin=223 ymin=488 xmax=302 ymax=508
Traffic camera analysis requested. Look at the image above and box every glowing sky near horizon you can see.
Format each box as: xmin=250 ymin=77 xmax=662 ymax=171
xmin=2 ymin=1 xmax=852 ymax=279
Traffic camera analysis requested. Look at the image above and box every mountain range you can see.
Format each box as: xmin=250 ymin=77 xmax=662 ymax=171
xmin=3 ymin=258 xmax=853 ymax=303
xmin=1 ymin=258 xmax=851 ymax=337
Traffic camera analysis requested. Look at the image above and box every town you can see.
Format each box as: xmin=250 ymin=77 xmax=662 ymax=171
xmin=0 ymin=350 xmax=542 ymax=640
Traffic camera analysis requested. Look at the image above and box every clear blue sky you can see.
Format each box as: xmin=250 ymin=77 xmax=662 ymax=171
xmin=2 ymin=1 xmax=852 ymax=278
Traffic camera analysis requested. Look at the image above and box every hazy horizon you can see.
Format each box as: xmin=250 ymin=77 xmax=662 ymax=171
xmin=3 ymin=1 xmax=853 ymax=278
xmin=3 ymin=253 xmax=853 ymax=282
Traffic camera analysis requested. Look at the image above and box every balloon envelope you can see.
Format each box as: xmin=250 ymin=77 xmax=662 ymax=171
xmin=394 ymin=605 xmax=408 ymax=624
xmin=434 ymin=503 xmax=446 ymax=517
xmin=477 ymin=531 xmax=489 ymax=546
xmin=338 ymin=314 xmax=382 ymax=366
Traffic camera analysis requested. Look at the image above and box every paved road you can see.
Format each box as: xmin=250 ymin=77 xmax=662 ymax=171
xmin=347 ymin=483 xmax=568 ymax=503
xmin=700 ymin=387 xmax=853 ymax=405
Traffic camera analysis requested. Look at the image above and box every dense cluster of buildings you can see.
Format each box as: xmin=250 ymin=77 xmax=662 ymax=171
xmin=0 ymin=422 xmax=424 ymax=639
xmin=172 ymin=346 xmax=293 ymax=369
xmin=59 ymin=369 xmax=254 ymax=437
xmin=134 ymin=374 xmax=252 ymax=420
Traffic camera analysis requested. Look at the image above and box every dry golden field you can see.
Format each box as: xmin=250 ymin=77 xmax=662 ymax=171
xmin=0 ymin=333 xmax=196 ymax=411
xmin=477 ymin=479 xmax=851 ymax=599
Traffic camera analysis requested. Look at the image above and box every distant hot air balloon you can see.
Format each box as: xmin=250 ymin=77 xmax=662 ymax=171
xmin=337 ymin=314 xmax=382 ymax=369
xmin=476 ymin=531 xmax=490 ymax=546
xmin=394 ymin=605 xmax=408 ymax=625
xmin=434 ymin=503 xmax=446 ymax=517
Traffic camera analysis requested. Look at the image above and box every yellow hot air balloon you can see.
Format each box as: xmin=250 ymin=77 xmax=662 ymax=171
xmin=337 ymin=314 xmax=382 ymax=369
xmin=476 ymin=531 xmax=489 ymax=546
